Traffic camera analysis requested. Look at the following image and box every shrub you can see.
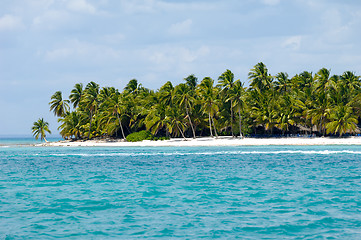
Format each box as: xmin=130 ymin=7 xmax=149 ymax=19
xmin=126 ymin=130 xmax=154 ymax=142
xmin=157 ymin=136 xmax=170 ymax=141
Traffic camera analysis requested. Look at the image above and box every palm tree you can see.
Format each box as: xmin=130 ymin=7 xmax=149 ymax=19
xmin=82 ymin=81 xmax=100 ymax=139
xmin=218 ymin=69 xmax=236 ymax=137
xmin=32 ymin=118 xmax=51 ymax=142
xmin=124 ymin=79 xmax=140 ymax=95
xmin=185 ymin=74 xmax=198 ymax=90
xmin=274 ymin=72 xmax=290 ymax=93
xmin=229 ymin=80 xmax=245 ymax=138
xmin=145 ymin=102 xmax=169 ymax=136
xmin=166 ymin=105 xmax=187 ymax=139
xmin=307 ymin=92 xmax=330 ymax=136
xmin=101 ymin=90 xmax=127 ymax=140
xmin=69 ymin=83 xmax=83 ymax=108
xmin=173 ymin=83 xmax=196 ymax=138
xmin=58 ymin=111 xmax=85 ymax=140
xmin=340 ymin=71 xmax=361 ymax=94
xmin=248 ymin=62 xmax=273 ymax=92
xmin=326 ymin=105 xmax=358 ymax=136
xmin=49 ymin=91 xmax=70 ymax=117
xmin=197 ymin=77 xmax=219 ymax=137
xmin=314 ymin=68 xmax=333 ymax=93
xmin=159 ymin=81 xmax=174 ymax=106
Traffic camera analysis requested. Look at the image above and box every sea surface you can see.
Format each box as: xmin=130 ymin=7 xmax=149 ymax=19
xmin=1 ymin=142 xmax=361 ymax=239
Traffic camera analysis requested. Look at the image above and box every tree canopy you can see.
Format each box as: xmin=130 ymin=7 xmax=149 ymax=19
xmin=48 ymin=63 xmax=361 ymax=140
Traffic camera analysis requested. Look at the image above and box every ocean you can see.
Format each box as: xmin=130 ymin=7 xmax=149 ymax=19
xmin=1 ymin=142 xmax=361 ymax=239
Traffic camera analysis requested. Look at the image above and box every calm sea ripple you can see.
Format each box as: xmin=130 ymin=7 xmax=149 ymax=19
xmin=1 ymin=145 xmax=361 ymax=239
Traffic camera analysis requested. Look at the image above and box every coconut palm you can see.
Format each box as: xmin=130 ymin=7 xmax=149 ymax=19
xmin=158 ymin=81 xmax=174 ymax=106
xmin=58 ymin=111 xmax=85 ymax=140
xmin=326 ymin=105 xmax=358 ymax=136
xmin=218 ymin=69 xmax=236 ymax=137
xmin=197 ymin=77 xmax=219 ymax=137
xmin=173 ymin=83 xmax=196 ymax=138
xmin=229 ymin=80 xmax=245 ymax=138
xmin=82 ymin=81 xmax=100 ymax=139
xmin=274 ymin=72 xmax=290 ymax=93
xmin=49 ymin=91 xmax=70 ymax=117
xmin=307 ymin=92 xmax=330 ymax=136
xmin=145 ymin=102 xmax=169 ymax=136
xmin=185 ymin=74 xmax=198 ymax=90
xmin=124 ymin=79 xmax=140 ymax=95
xmin=32 ymin=118 xmax=51 ymax=142
xmin=69 ymin=83 xmax=83 ymax=109
xmin=166 ymin=105 xmax=187 ymax=139
xmin=314 ymin=68 xmax=334 ymax=93
xmin=102 ymin=90 xmax=127 ymax=140
xmin=340 ymin=71 xmax=361 ymax=94
xmin=248 ymin=62 xmax=273 ymax=92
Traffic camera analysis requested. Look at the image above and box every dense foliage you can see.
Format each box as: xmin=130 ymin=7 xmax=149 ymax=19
xmin=126 ymin=130 xmax=153 ymax=142
xmin=49 ymin=62 xmax=361 ymax=140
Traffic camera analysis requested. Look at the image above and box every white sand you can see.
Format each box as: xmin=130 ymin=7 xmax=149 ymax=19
xmin=39 ymin=136 xmax=361 ymax=147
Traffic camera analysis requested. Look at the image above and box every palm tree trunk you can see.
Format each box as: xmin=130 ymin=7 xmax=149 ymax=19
xmin=238 ymin=109 xmax=243 ymax=139
xmin=211 ymin=115 xmax=218 ymax=138
xmin=117 ymin=112 xmax=126 ymax=140
xmin=88 ymin=110 xmax=93 ymax=139
xmin=176 ymin=122 xmax=186 ymax=139
xmin=230 ymin=99 xmax=234 ymax=137
xmin=185 ymin=104 xmax=196 ymax=138
xmin=208 ymin=112 xmax=213 ymax=137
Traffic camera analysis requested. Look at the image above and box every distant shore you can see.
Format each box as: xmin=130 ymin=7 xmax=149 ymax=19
xmin=38 ymin=136 xmax=361 ymax=147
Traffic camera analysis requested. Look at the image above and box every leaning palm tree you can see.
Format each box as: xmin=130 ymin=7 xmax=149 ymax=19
xmin=32 ymin=118 xmax=51 ymax=142
xmin=49 ymin=91 xmax=70 ymax=117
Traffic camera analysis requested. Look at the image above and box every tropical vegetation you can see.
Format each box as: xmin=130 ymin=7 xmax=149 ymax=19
xmin=47 ymin=63 xmax=361 ymax=140
xmin=31 ymin=118 xmax=51 ymax=142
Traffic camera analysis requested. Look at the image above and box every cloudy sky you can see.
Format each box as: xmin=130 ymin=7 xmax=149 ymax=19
xmin=1 ymin=0 xmax=361 ymax=136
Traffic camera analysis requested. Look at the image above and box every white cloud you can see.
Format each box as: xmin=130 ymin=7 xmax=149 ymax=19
xmin=44 ymin=39 xmax=120 ymax=62
xmin=102 ymin=33 xmax=125 ymax=44
xmin=140 ymin=45 xmax=210 ymax=74
xmin=262 ymin=0 xmax=281 ymax=6
xmin=0 ymin=14 xmax=23 ymax=31
xmin=120 ymin=0 xmax=157 ymax=14
xmin=67 ymin=0 xmax=96 ymax=14
xmin=32 ymin=10 xmax=70 ymax=29
xmin=282 ymin=36 xmax=302 ymax=50
xmin=168 ymin=19 xmax=192 ymax=36
xmin=119 ymin=0 xmax=215 ymax=14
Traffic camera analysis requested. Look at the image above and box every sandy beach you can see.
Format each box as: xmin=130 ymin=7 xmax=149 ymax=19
xmin=40 ymin=136 xmax=361 ymax=147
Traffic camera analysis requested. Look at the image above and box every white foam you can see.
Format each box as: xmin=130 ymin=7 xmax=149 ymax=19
xmin=43 ymin=150 xmax=361 ymax=157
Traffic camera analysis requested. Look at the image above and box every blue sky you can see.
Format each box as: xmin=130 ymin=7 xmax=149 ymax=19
xmin=1 ymin=0 xmax=361 ymax=136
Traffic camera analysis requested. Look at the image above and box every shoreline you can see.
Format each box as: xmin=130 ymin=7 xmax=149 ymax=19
xmin=38 ymin=136 xmax=361 ymax=147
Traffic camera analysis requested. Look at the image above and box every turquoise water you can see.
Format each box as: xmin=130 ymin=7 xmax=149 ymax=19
xmin=0 ymin=137 xmax=61 ymax=146
xmin=1 ymin=145 xmax=361 ymax=239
